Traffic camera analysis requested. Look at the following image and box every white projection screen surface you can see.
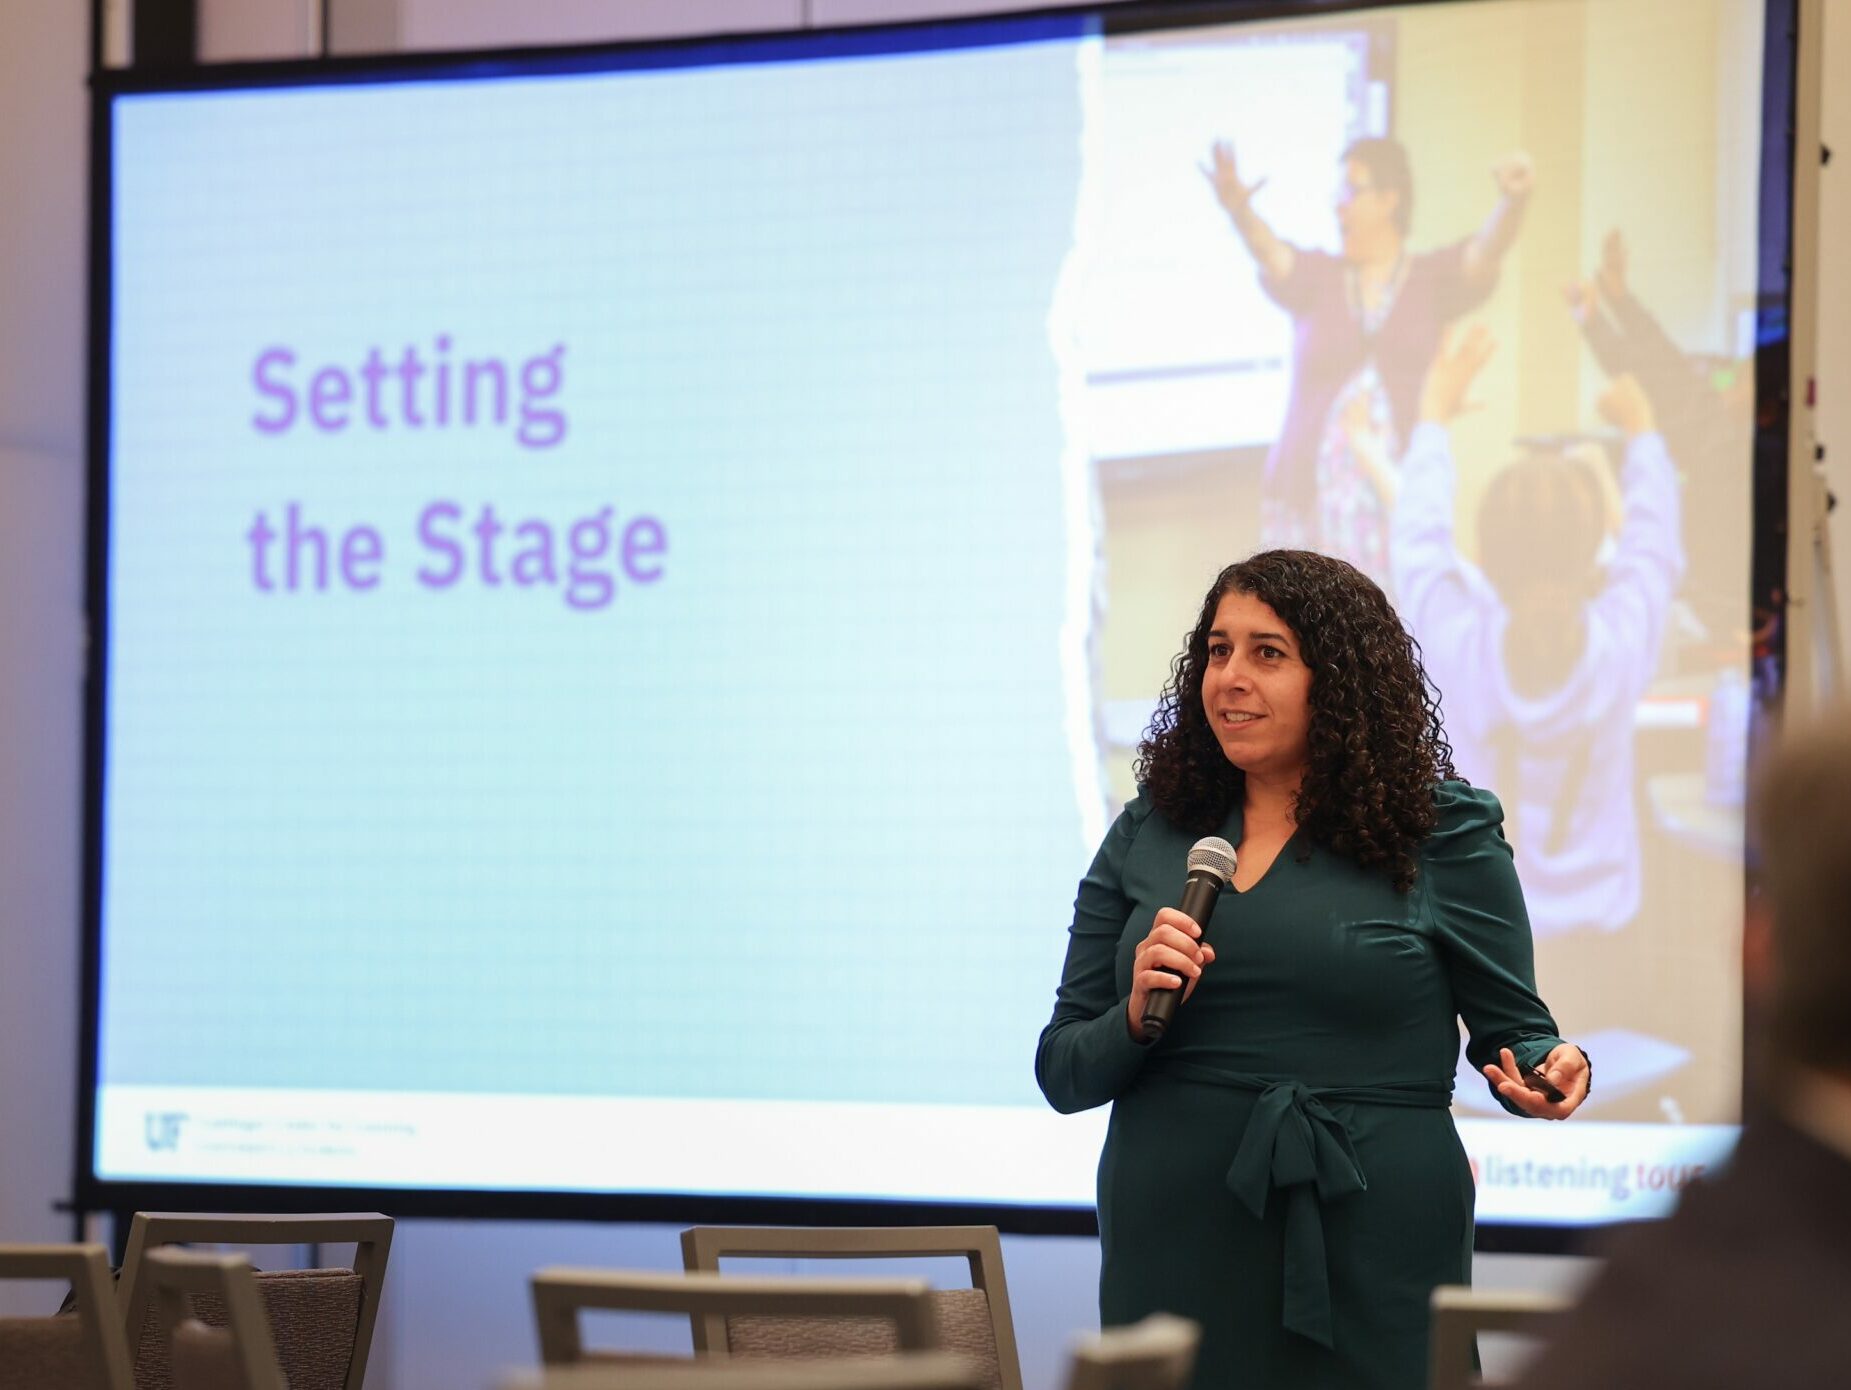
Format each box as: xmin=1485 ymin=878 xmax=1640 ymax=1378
xmin=88 ymin=0 xmax=1779 ymax=1230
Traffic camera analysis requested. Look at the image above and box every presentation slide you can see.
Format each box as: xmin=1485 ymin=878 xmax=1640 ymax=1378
xmin=93 ymin=0 xmax=1769 ymax=1226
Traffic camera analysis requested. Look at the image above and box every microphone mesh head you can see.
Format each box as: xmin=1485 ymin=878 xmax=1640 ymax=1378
xmin=1188 ymin=836 xmax=1238 ymax=884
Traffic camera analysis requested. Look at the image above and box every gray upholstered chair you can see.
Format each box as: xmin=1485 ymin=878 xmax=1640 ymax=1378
xmin=142 ymin=1251 xmax=286 ymax=1390
xmin=680 ymin=1226 xmax=1021 ymax=1390
xmin=1062 ymin=1315 xmax=1200 ymax=1390
xmin=497 ymin=1351 xmax=984 ymax=1390
xmin=1427 ymin=1285 xmax=1572 ymax=1390
xmin=531 ymin=1268 xmax=939 ymax=1367
xmin=0 ymin=1242 xmax=133 ymax=1390
xmin=117 ymin=1213 xmax=391 ymax=1390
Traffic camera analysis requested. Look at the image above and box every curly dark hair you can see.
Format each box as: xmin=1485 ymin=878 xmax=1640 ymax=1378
xmin=1133 ymin=550 xmax=1456 ymax=892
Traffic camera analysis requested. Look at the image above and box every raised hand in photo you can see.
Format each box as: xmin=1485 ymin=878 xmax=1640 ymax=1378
xmin=1199 ymin=138 xmax=1266 ymax=215
xmin=1490 ymin=149 xmax=1535 ymax=200
xmin=1418 ymin=324 xmax=1497 ymax=425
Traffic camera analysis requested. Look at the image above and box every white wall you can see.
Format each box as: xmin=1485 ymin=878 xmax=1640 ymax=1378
xmin=1 ymin=0 xmax=1838 ymax=1381
xmin=1818 ymin=0 xmax=1851 ymax=680
xmin=0 ymin=0 xmax=90 ymax=1306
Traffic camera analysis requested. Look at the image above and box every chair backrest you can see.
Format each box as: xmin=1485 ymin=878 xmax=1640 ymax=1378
xmin=118 ymin=1213 xmax=392 ymax=1390
xmin=680 ymin=1226 xmax=1021 ymax=1390
xmin=497 ymin=1351 xmax=986 ymax=1390
xmin=1062 ymin=1315 xmax=1200 ymax=1390
xmin=531 ymin=1269 xmax=939 ymax=1367
xmin=1427 ymin=1286 xmax=1572 ymax=1390
xmin=142 ymin=1250 xmax=286 ymax=1390
xmin=0 ymin=1243 xmax=134 ymax=1390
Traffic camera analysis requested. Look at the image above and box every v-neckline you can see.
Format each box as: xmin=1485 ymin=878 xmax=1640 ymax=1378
xmin=1223 ymin=805 xmax=1303 ymax=896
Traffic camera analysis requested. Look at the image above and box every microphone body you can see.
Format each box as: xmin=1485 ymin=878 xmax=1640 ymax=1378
xmin=1140 ymin=837 xmax=1236 ymax=1041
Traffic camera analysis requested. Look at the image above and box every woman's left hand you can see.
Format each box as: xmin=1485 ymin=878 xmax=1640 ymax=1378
xmin=1491 ymin=150 xmax=1535 ymax=200
xmin=1484 ymin=1044 xmax=1589 ymax=1119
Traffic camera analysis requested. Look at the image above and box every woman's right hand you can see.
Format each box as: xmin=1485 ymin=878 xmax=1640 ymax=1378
xmin=1127 ymin=907 xmax=1216 ymax=1041
xmin=1200 ymin=140 xmax=1265 ymax=217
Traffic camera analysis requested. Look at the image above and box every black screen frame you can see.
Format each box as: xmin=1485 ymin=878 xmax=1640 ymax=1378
xmin=74 ymin=0 xmax=1797 ymax=1258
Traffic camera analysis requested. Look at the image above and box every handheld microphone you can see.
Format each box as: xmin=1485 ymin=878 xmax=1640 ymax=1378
xmin=1140 ymin=836 xmax=1237 ymax=1042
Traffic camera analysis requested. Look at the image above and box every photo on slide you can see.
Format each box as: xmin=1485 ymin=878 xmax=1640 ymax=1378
xmin=1076 ymin=6 xmax=1761 ymax=1189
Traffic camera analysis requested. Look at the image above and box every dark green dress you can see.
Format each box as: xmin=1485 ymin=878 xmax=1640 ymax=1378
xmin=1035 ymin=782 xmax=1566 ymax=1390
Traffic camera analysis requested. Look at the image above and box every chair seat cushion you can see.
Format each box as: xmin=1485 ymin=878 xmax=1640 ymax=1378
xmin=727 ymin=1289 xmax=1001 ymax=1390
xmin=134 ymin=1267 xmax=363 ymax=1390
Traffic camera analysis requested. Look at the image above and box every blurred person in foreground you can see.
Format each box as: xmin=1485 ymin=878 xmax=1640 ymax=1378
xmin=1511 ymin=717 xmax=1851 ymax=1389
xmin=1036 ymin=550 xmax=1588 ymax=1390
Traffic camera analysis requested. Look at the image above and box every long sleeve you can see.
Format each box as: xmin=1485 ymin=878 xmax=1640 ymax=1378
xmin=1034 ymin=800 xmax=1155 ymax=1114
xmin=1256 ymin=244 xmax=1328 ymax=315
xmin=1423 ymin=782 xmax=1567 ymax=1115
xmin=1586 ymin=431 xmax=1685 ymax=704
xmin=1391 ymin=421 xmax=1492 ymax=696
xmin=1432 ymin=236 xmax=1501 ymax=320
xmin=1606 ymin=294 xmax=1718 ymax=475
xmin=1576 ymin=305 xmax=1632 ymax=379
xmin=1607 ymin=291 xmax=1695 ymax=393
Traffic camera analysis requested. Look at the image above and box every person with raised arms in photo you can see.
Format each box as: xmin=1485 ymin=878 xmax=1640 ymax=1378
xmin=1202 ymin=137 xmax=1532 ymax=589
xmin=1390 ymin=325 xmax=1684 ymax=939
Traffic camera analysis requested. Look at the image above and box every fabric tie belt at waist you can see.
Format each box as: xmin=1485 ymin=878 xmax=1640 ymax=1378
xmin=1155 ymin=1061 xmax=1452 ymax=1350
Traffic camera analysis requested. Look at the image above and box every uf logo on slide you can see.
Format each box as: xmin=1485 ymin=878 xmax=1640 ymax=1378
xmin=144 ymin=1111 xmax=187 ymax=1151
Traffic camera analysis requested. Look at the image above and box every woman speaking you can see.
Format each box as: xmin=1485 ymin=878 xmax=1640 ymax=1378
xmin=1035 ymin=550 xmax=1588 ymax=1390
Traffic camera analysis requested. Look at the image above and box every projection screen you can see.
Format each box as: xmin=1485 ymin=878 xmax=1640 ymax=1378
xmin=83 ymin=0 xmax=1786 ymax=1233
